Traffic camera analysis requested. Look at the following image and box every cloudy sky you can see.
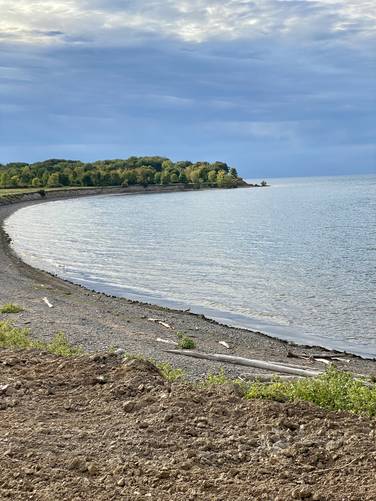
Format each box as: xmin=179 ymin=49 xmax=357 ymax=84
xmin=0 ymin=0 xmax=375 ymax=177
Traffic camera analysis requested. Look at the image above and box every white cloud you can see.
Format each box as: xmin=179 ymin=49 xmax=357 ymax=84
xmin=0 ymin=0 xmax=374 ymax=46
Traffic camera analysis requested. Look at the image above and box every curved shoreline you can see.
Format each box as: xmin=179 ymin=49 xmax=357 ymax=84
xmin=1 ymin=188 xmax=375 ymax=378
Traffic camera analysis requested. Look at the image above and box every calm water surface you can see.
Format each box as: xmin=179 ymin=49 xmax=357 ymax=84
xmin=5 ymin=175 xmax=376 ymax=356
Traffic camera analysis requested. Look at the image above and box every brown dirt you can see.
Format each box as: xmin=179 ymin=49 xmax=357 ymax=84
xmin=1 ymin=349 xmax=376 ymax=501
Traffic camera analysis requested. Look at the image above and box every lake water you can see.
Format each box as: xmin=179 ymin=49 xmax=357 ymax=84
xmin=5 ymin=175 xmax=376 ymax=357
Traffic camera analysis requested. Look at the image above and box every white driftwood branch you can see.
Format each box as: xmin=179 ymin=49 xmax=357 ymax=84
xmin=148 ymin=318 xmax=172 ymax=329
xmin=239 ymin=373 xmax=304 ymax=383
xmin=314 ymin=358 xmax=331 ymax=365
xmin=156 ymin=338 xmax=178 ymax=345
xmin=166 ymin=350 xmax=323 ymax=377
xmin=42 ymin=297 xmax=53 ymax=308
xmin=219 ymin=341 xmax=230 ymax=349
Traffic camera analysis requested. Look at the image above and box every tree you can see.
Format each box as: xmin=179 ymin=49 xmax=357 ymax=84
xmin=189 ymin=170 xmax=201 ymax=185
xmin=154 ymin=172 xmax=161 ymax=184
xmin=230 ymin=167 xmax=238 ymax=178
xmin=178 ymin=171 xmax=188 ymax=184
xmin=161 ymin=171 xmax=170 ymax=185
xmin=170 ymin=173 xmax=179 ymax=183
xmin=47 ymin=173 xmax=61 ymax=187
xmin=208 ymin=170 xmax=217 ymax=184
xmin=9 ymin=175 xmax=20 ymax=187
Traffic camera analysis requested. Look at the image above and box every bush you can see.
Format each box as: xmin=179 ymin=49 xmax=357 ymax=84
xmin=0 ymin=303 xmax=24 ymax=314
xmin=177 ymin=332 xmax=196 ymax=350
xmin=245 ymin=366 xmax=376 ymax=416
xmin=0 ymin=321 xmax=82 ymax=356
xmin=157 ymin=362 xmax=185 ymax=382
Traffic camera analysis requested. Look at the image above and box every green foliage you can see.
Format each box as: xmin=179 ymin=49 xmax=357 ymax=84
xmin=157 ymin=362 xmax=185 ymax=382
xmin=0 ymin=157 xmax=243 ymax=190
xmin=245 ymin=366 xmax=376 ymax=416
xmin=0 ymin=321 xmax=82 ymax=356
xmin=45 ymin=332 xmax=84 ymax=357
xmin=176 ymin=332 xmax=196 ymax=350
xmin=0 ymin=303 xmax=24 ymax=314
xmin=204 ymin=368 xmax=232 ymax=385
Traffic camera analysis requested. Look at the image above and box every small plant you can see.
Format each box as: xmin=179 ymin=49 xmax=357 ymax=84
xmin=245 ymin=366 xmax=376 ymax=416
xmin=0 ymin=321 xmax=82 ymax=356
xmin=157 ymin=362 xmax=185 ymax=382
xmin=46 ymin=332 xmax=84 ymax=357
xmin=0 ymin=303 xmax=24 ymax=314
xmin=201 ymin=369 xmax=244 ymax=390
xmin=204 ymin=369 xmax=231 ymax=386
xmin=176 ymin=331 xmax=196 ymax=350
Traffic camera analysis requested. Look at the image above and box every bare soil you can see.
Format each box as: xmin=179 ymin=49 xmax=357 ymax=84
xmin=1 ymin=349 xmax=376 ymax=501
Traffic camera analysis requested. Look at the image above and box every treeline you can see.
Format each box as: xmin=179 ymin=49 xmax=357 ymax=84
xmin=0 ymin=157 xmax=244 ymax=189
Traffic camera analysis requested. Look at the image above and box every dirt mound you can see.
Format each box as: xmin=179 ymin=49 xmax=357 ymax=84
xmin=1 ymin=349 xmax=376 ymax=500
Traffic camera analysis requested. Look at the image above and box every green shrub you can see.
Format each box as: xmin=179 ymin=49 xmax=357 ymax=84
xmin=0 ymin=321 xmax=82 ymax=356
xmin=176 ymin=331 xmax=196 ymax=350
xmin=245 ymin=366 xmax=376 ymax=416
xmin=0 ymin=303 xmax=24 ymax=314
xmin=204 ymin=368 xmax=231 ymax=386
xmin=157 ymin=362 xmax=185 ymax=382
xmin=46 ymin=332 xmax=83 ymax=357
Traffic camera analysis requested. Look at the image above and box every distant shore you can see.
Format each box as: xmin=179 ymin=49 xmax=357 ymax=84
xmin=1 ymin=186 xmax=375 ymax=378
xmin=0 ymin=182 xmax=240 ymax=206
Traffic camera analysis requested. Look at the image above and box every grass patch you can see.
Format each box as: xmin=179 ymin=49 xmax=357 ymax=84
xmin=176 ymin=331 xmax=196 ymax=350
xmin=203 ymin=368 xmax=233 ymax=386
xmin=156 ymin=362 xmax=185 ymax=382
xmin=245 ymin=366 xmax=376 ymax=416
xmin=0 ymin=321 xmax=82 ymax=356
xmin=0 ymin=303 xmax=24 ymax=314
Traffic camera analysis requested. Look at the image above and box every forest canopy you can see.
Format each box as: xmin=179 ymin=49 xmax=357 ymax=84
xmin=0 ymin=157 xmax=244 ymax=190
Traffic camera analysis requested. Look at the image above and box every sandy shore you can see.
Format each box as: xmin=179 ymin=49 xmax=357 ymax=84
xmin=1 ymin=188 xmax=375 ymax=379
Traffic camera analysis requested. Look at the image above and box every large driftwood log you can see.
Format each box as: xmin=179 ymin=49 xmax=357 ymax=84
xmin=239 ymin=373 xmax=304 ymax=382
xmin=166 ymin=350 xmax=323 ymax=377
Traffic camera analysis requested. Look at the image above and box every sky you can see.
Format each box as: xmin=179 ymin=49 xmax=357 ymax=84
xmin=0 ymin=0 xmax=375 ymax=178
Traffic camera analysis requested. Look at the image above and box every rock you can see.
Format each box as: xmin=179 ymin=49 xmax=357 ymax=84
xmin=114 ymin=348 xmax=125 ymax=356
xmin=0 ymin=384 xmax=11 ymax=395
xmin=292 ymin=486 xmax=313 ymax=499
xmin=94 ymin=376 xmax=107 ymax=385
xmin=87 ymin=464 xmax=99 ymax=476
xmin=117 ymin=477 xmax=126 ymax=487
xmin=122 ymin=400 xmax=134 ymax=412
xmin=68 ymin=458 xmax=88 ymax=473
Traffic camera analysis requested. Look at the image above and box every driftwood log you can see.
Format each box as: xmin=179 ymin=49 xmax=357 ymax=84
xmin=239 ymin=373 xmax=304 ymax=383
xmin=166 ymin=350 xmax=323 ymax=378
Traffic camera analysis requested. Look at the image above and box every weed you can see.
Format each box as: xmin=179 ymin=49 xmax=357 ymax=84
xmin=0 ymin=303 xmax=24 ymax=314
xmin=157 ymin=362 xmax=185 ymax=382
xmin=0 ymin=321 xmax=82 ymax=356
xmin=176 ymin=331 xmax=196 ymax=350
xmin=245 ymin=366 xmax=376 ymax=416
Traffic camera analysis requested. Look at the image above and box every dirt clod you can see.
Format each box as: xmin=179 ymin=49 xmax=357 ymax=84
xmin=1 ymin=349 xmax=376 ymax=500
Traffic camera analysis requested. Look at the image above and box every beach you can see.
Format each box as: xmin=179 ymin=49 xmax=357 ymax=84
xmin=1 ymin=188 xmax=375 ymax=379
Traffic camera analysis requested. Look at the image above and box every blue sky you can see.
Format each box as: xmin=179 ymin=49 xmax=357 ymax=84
xmin=0 ymin=0 xmax=375 ymax=177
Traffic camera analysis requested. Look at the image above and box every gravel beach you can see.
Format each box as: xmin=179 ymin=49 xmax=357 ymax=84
xmin=1 ymin=189 xmax=376 ymax=379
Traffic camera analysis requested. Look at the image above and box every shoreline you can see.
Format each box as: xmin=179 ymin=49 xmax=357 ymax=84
xmin=1 ymin=187 xmax=375 ymax=378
